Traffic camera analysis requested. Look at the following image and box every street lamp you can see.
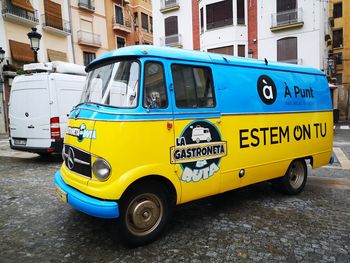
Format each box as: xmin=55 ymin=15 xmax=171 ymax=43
xmin=27 ymin=27 xmax=42 ymax=63
xmin=0 ymin=47 xmax=5 ymax=63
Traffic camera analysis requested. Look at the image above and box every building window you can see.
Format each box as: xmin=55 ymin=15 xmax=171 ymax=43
xmin=276 ymin=0 xmax=297 ymax=24
xmin=200 ymin=8 xmax=204 ymax=33
xmin=277 ymin=37 xmax=297 ymax=64
xmin=141 ymin=13 xmax=148 ymax=32
xmin=83 ymin=52 xmax=96 ymax=66
xmin=237 ymin=0 xmax=245 ymax=25
xmin=333 ymin=3 xmax=342 ymax=19
xmin=334 ymin=53 xmax=342 ymax=65
xmin=165 ymin=16 xmax=179 ymax=45
xmin=172 ymin=64 xmax=216 ymax=108
xmin=333 ymin=29 xmax=343 ymax=48
xmin=206 ymin=0 xmax=233 ymax=30
xmin=150 ymin=16 xmax=153 ymax=33
xmin=238 ymin=45 xmax=245 ymax=57
xmin=335 ymin=74 xmax=342 ymax=85
xmin=114 ymin=4 xmax=124 ymax=25
xmin=134 ymin=12 xmax=139 ymax=30
xmin=117 ymin=37 xmax=125 ymax=49
xmin=208 ymin=45 xmax=234 ymax=55
xmin=44 ymin=0 xmax=63 ymax=30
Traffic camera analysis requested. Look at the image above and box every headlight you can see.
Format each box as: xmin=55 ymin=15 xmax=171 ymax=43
xmin=92 ymin=158 xmax=111 ymax=181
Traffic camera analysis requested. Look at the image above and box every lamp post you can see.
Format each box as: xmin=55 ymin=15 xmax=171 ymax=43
xmin=27 ymin=27 xmax=42 ymax=63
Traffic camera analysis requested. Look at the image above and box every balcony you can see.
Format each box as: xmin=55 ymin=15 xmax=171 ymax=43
xmin=78 ymin=0 xmax=95 ymax=12
xmin=271 ymin=8 xmax=304 ymax=32
xmin=1 ymin=2 xmax=39 ymax=27
xmin=163 ymin=34 xmax=182 ymax=48
xmin=77 ymin=30 xmax=101 ymax=47
xmin=160 ymin=0 xmax=180 ymax=13
xmin=41 ymin=14 xmax=71 ymax=36
xmin=112 ymin=16 xmax=132 ymax=33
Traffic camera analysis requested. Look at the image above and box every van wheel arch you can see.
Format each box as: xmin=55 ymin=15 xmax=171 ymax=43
xmin=278 ymin=158 xmax=308 ymax=195
xmin=117 ymin=175 xmax=177 ymax=246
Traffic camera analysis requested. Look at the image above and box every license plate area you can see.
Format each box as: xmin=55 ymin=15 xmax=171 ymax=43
xmin=14 ymin=139 xmax=27 ymax=146
xmin=55 ymin=185 xmax=67 ymax=203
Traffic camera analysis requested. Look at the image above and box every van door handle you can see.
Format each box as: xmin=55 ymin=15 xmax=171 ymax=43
xmin=28 ymin=125 xmax=35 ymax=129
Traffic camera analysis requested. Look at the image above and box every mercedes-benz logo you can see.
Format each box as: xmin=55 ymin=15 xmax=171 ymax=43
xmin=67 ymin=147 xmax=75 ymax=170
xmin=25 ymin=112 xmax=29 ymax=117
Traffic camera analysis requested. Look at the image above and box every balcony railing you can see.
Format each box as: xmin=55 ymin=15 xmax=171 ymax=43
xmin=78 ymin=0 xmax=95 ymax=11
xmin=271 ymin=8 xmax=303 ymax=30
xmin=113 ymin=16 xmax=131 ymax=33
xmin=41 ymin=14 xmax=71 ymax=35
xmin=1 ymin=2 xmax=39 ymax=26
xmin=164 ymin=34 xmax=182 ymax=47
xmin=160 ymin=0 xmax=180 ymax=12
xmin=77 ymin=30 xmax=101 ymax=47
xmin=207 ymin=18 xmax=233 ymax=30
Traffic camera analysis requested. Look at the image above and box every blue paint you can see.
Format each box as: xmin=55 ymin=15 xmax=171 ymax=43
xmin=54 ymin=171 xmax=119 ymax=219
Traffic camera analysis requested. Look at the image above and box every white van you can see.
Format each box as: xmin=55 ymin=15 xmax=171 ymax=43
xmin=9 ymin=61 xmax=86 ymax=155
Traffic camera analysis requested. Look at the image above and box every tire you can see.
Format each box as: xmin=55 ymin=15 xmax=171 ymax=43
xmin=118 ymin=181 xmax=171 ymax=247
xmin=280 ymin=159 xmax=307 ymax=195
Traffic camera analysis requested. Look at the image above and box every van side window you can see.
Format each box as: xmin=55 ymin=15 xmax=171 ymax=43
xmin=143 ymin=62 xmax=168 ymax=109
xmin=172 ymin=64 xmax=215 ymax=108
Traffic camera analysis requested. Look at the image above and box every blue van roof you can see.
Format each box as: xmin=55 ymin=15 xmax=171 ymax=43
xmin=86 ymin=45 xmax=324 ymax=76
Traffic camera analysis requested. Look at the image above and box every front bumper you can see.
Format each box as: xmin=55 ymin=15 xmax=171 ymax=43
xmin=54 ymin=170 xmax=119 ymax=219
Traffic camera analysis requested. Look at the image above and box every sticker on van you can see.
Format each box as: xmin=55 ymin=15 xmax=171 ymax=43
xmin=171 ymin=120 xmax=227 ymax=183
xmin=66 ymin=123 xmax=96 ymax=142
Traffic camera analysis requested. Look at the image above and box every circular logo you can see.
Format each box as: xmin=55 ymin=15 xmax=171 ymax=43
xmin=172 ymin=120 xmax=227 ymax=183
xmin=25 ymin=112 xmax=29 ymax=117
xmin=257 ymin=75 xmax=277 ymax=105
xmin=67 ymin=147 xmax=75 ymax=170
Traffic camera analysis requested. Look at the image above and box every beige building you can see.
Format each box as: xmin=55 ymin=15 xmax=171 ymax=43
xmin=329 ymin=0 xmax=350 ymax=121
xmin=0 ymin=0 xmax=73 ymax=133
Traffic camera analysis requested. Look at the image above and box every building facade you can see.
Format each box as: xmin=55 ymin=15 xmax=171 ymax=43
xmin=257 ymin=0 xmax=329 ymax=69
xmin=152 ymin=0 xmax=198 ymax=49
xmin=329 ymin=0 xmax=349 ymax=121
xmin=199 ymin=0 xmax=248 ymax=57
xmin=0 ymin=0 xmax=74 ymax=133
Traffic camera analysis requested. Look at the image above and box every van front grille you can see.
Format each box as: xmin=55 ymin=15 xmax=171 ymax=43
xmin=63 ymin=144 xmax=91 ymax=178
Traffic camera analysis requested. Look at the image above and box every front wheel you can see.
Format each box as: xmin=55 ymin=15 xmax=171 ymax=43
xmin=118 ymin=181 xmax=171 ymax=246
xmin=280 ymin=159 xmax=307 ymax=195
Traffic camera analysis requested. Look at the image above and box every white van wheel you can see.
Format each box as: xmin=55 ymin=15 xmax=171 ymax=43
xmin=119 ymin=181 xmax=170 ymax=246
xmin=280 ymin=159 xmax=307 ymax=195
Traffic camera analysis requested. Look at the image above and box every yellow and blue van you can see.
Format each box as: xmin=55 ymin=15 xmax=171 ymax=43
xmin=54 ymin=45 xmax=333 ymax=246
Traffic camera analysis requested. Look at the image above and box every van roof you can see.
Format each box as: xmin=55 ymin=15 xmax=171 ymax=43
xmin=86 ymin=45 xmax=324 ymax=76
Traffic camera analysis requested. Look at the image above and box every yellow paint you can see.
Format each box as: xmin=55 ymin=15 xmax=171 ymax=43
xmin=60 ymin=111 xmax=333 ymax=205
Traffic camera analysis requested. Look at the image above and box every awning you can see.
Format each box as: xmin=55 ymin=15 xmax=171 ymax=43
xmin=9 ymin=40 xmax=34 ymax=63
xmin=47 ymin=49 xmax=67 ymax=62
xmin=11 ymin=0 xmax=35 ymax=12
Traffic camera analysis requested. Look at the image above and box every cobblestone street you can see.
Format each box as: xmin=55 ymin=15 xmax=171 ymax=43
xmin=0 ymin=129 xmax=349 ymax=262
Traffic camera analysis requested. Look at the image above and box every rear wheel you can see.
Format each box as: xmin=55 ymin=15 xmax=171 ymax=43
xmin=118 ymin=181 xmax=171 ymax=246
xmin=280 ymin=159 xmax=307 ymax=195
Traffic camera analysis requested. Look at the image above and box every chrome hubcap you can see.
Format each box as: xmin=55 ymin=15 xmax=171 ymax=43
xmin=289 ymin=162 xmax=304 ymax=189
xmin=126 ymin=193 xmax=163 ymax=236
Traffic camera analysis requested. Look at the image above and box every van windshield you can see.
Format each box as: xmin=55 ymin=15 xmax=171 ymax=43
xmin=80 ymin=60 xmax=140 ymax=108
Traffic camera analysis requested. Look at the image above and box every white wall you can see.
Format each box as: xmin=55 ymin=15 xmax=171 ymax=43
xmin=152 ymin=0 xmax=194 ymax=49
xmin=257 ymin=0 xmax=328 ymax=70
xmin=199 ymin=0 xmax=248 ymax=56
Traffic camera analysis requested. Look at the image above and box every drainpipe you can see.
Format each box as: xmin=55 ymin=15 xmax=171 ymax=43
xmin=67 ymin=0 xmax=76 ymax=64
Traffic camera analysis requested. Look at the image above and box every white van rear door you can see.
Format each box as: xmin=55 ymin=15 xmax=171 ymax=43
xmin=54 ymin=74 xmax=85 ymax=136
xmin=9 ymin=74 xmax=51 ymax=140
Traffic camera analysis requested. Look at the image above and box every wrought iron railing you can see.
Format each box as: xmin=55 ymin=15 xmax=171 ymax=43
xmin=78 ymin=0 xmax=95 ymax=11
xmin=1 ymin=2 xmax=38 ymax=23
xmin=77 ymin=30 xmax=101 ymax=46
xmin=41 ymin=14 xmax=71 ymax=34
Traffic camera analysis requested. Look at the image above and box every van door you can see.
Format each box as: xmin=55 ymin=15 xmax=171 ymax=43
xmin=168 ymin=62 xmax=225 ymax=203
xmin=53 ymin=74 xmax=85 ymax=137
xmin=9 ymin=74 xmax=51 ymax=147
